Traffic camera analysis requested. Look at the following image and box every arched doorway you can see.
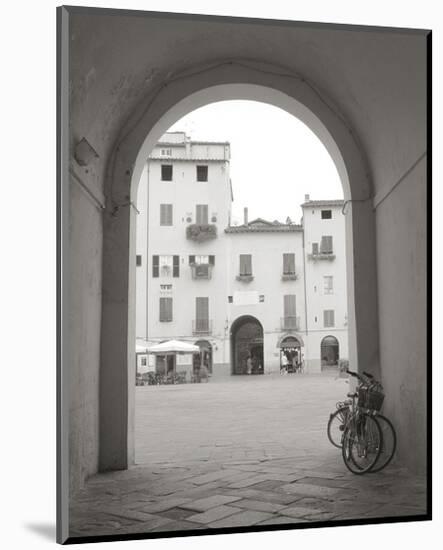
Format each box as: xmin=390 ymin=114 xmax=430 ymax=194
xmin=193 ymin=340 xmax=213 ymax=375
xmin=231 ymin=316 xmax=264 ymax=375
xmin=321 ymin=335 xmax=340 ymax=369
xmin=99 ymin=67 xmax=378 ymax=471
xmin=280 ymin=336 xmax=302 ymax=374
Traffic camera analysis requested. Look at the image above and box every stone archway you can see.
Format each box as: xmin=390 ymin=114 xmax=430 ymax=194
xmin=99 ymin=62 xmax=379 ymax=472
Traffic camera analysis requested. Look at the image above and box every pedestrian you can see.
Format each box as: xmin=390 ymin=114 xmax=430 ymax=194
xmin=246 ymin=355 xmax=252 ymax=375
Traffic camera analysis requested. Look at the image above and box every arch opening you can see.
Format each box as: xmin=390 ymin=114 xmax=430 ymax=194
xmin=321 ymin=335 xmax=340 ymax=369
xmin=99 ymin=64 xmax=379 ymax=473
xmin=230 ymin=316 xmax=264 ymax=375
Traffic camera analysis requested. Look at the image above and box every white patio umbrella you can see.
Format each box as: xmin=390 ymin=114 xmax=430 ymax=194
xmin=146 ymin=340 xmax=200 ymax=378
xmin=146 ymin=340 xmax=200 ymax=355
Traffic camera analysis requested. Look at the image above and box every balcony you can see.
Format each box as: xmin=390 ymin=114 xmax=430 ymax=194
xmin=281 ymin=271 xmax=298 ymax=281
xmin=186 ymin=223 xmax=217 ymax=242
xmin=190 ymin=264 xmax=212 ymax=280
xmin=307 ymin=252 xmax=335 ymax=261
xmin=192 ymin=319 xmax=213 ymax=335
xmin=281 ymin=316 xmax=300 ymax=331
xmin=236 ymin=274 xmax=254 ymax=283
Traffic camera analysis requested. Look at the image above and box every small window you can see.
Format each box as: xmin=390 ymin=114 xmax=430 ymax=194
xmin=196 ymin=165 xmax=208 ymax=182
xmin=259 ymin=295 xmax=265 ymax=303
xmin=161 ymin=148 xmax=172 ymax=156
xmin=136 ymin=255 xmax=142 ymax=267
xmin=160 ymin=204 xmax=173 ymax=226
xmin=321 ymin=210 xmax=332 ymax=219
xmin=161 ymin=164 xmax=173 ymax=181
xmin=228 ymin=296 xmax=233 ymax=303
xmin=141 ymin=357 xmax=147 ymax=366
xmin=160 ymin=284 xmax=172 ymax=291
xmin=324 ymin=310 xmax=335 ymax=328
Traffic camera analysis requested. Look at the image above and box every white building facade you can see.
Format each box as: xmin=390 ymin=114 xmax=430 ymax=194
xmin=136 ymin=132 xmax=348 ymax=379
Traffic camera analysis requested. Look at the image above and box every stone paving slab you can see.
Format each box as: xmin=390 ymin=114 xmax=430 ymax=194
xmin=70 ymin=375 xmax=427 ymax=538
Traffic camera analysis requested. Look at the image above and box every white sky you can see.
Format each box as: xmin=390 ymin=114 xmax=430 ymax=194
xmin=168 ymin=100 xmax=343 ymax=225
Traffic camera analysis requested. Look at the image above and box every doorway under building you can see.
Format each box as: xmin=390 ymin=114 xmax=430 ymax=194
xmin=230 ymin=315 xmax=264 ymax=375
xmin=280 ymin=335 xmax=302 ymax=373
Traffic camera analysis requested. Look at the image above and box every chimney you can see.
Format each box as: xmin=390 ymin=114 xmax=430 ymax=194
xmin=244 ymin=207 xmax=249 ymax=225
xmin=304 ymin=194 xmax=310 ymax=202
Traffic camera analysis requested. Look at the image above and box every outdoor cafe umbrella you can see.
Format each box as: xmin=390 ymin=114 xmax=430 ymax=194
xmin=146 ymin=340 xmax=200 ymax=376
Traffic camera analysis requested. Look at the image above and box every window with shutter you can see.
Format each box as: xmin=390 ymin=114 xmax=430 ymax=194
xmin=159 ymin=297 xmax=173 ymax=322
xmin=284 ymin=295 xmax=296 ymax=317
xmin=320 ymin=235 xmax=333 ymax=254
xmin=239 ymin=254 xmax=252 ymax=276
xmin=173 ymin=255 xmax=180 ymax=277
xmin=195 ymin=297 xmax=209 ymax=332
xmin=324 ymin=276 xmax=333 ymax=294
xmin=152 ymin=255 xmax=159 ymax=277
xmin=283 ymin=253 xmax=295 ymax=274
xmin=136 ymin=255 xmax=142 ymax=267
xmin=189 ymin=255 xmax=195 ymax=265
xmin=160 ymin=204 xmax=173 ymax=226
xmin=321 ymin=210 xmax=332 ymax=219
xmin=283 ymin=295 xmax=297 ymax=329
xmin=323 ymin=309 xmax=335 ymax=327
xmin=196 ymin=204 xmax=209 ymax=225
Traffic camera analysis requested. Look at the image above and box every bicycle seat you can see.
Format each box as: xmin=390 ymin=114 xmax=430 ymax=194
xmin=347 ymin=392 xmax=358 ymax=398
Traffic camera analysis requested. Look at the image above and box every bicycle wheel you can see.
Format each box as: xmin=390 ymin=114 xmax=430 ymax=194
xmin=369 ymin=414 xmax=396 ymax=473
xmin=327 ymin=407 xmax=349 ymax=448
xmin=342 ymin=413 xmax=382 ymax=474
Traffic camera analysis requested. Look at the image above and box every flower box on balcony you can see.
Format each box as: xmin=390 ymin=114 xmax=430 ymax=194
xmin=236 ymin=274 xmax=254 ymax=282
xmin=186 ymin=223 xmax=217 ymax=242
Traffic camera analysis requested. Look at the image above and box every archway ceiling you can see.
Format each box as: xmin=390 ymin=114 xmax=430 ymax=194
xmin=69 ymin=9 xmax=427 ymax=199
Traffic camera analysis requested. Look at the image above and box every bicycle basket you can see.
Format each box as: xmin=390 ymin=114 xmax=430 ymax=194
xmin=357 ymin=385 xmax=384 ymax=411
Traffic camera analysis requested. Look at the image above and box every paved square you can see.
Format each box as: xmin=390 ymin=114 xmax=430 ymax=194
xmin=70 ymin=373 xmax=427 ymax=538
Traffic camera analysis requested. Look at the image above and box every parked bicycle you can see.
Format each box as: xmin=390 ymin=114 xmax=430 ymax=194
xmin=327 ymin=369 xmax=397 ymax=474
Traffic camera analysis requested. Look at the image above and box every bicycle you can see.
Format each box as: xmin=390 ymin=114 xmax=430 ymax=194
xmin=327 ymin=369 xmax=396 ymax=474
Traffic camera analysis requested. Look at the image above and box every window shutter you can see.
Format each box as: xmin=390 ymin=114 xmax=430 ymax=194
xmin=312 ymin=243 xmax=319 ymax=255
xmin=284 ymin=295 xmax=296 ymax=317
xmin=166 ymin=297 xmax=173 ymax=321
xmin=196 ymin=204 xmax=208 ymax=225
xmin=240 ymin=254 xmax=252 ymax=275
xmin=152 ymin=255 xmax=159 ymax=277
xmin=196 ymin=297 xmax=209 ymax=332
xmin=167 ymin=204 xmax=173 ymax=226
xmin=173 ymin=255 xmax=180 ymax=277
xmin=321 ymin=236 xmax=333 ymax=253
xmin=159 ymin=297 xmax=166 ymax=321
xmin=324 ymin=310 xmax=335 ymax=327
xmin=209 ymin=255 xmax=215 ymax=266
xmin=283 ymin=253 xmax=295 ymax=274
xmin=189 ymin=255 xmax=195 ymax=265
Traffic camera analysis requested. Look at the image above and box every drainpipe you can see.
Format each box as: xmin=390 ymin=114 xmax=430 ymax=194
xmin=145 ymin=162 xmax=150 ymax=342
xmin=301 ymin=212 xmax=309 ymax=358
xmin=244 ymin=207 xmax=248 ymax=225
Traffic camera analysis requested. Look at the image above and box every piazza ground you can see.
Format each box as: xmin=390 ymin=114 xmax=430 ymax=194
xmin=70 ymin=373 xmax=427 ymax=538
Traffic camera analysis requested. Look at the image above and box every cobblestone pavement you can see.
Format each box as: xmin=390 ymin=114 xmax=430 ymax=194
xmin=70 ymin=373 xmax=427 ymax=538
